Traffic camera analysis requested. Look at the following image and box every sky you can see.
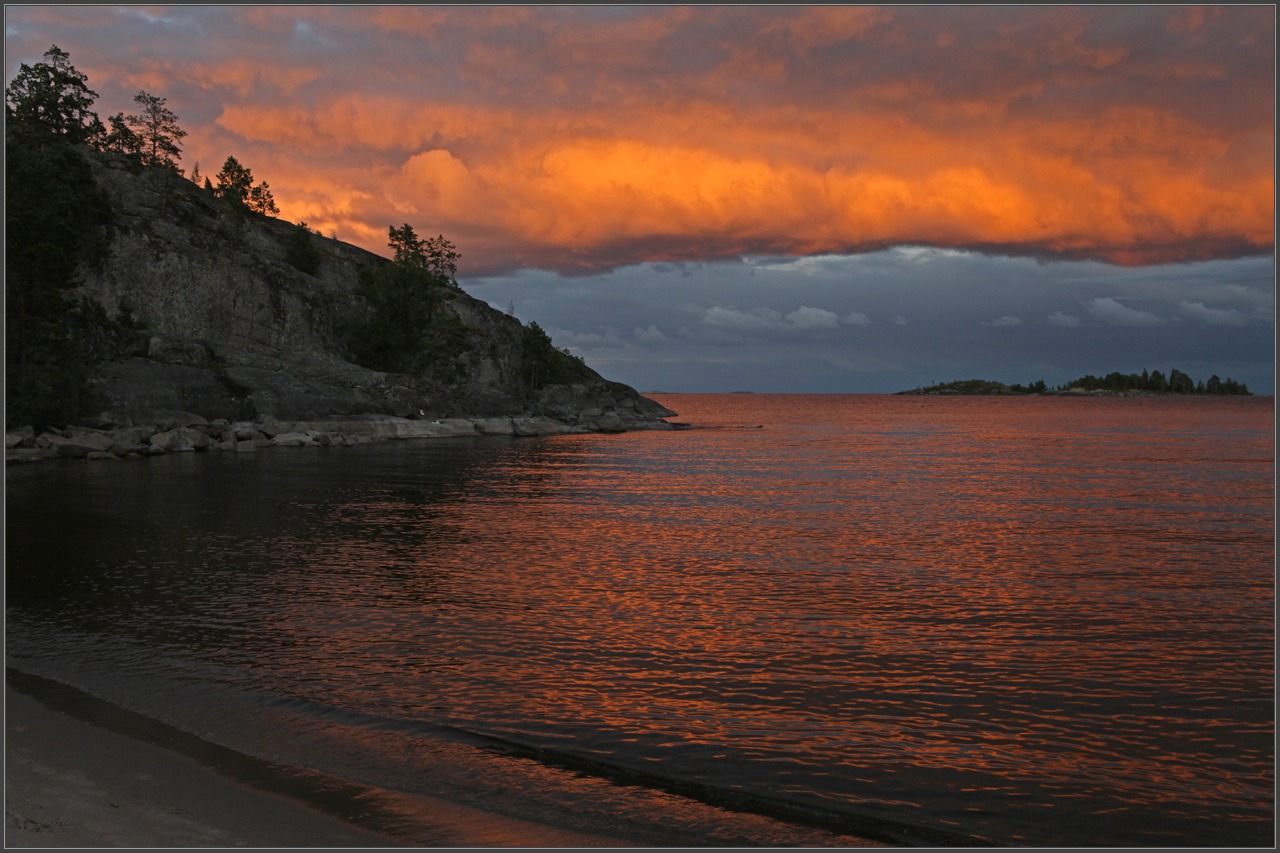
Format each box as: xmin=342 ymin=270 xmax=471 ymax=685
xmin=5 ymin=5 xmax=1275 ymax=393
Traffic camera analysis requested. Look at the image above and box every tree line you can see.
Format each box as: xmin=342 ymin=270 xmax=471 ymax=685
xmin=6 ymin=45 xmax=587 ymax=425
xmin=6 ymin=44 xmax=278 ymax=215
xmin=1049 ymin=368 xmax=1250 ymax=395
xmin=908 ymin=369 xmax=1252 ymax=396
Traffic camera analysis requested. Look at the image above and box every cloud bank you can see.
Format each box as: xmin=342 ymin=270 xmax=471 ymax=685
xmin=5 ymin=5 xmax=1273 ymax=276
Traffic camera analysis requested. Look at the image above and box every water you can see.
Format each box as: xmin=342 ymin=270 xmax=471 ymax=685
xmin=5 ymin=394 xmax=1274 ymax=846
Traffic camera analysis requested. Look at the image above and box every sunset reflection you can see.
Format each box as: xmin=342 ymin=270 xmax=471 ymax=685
xmin=5 ymin=396 xmax=1272 ymax=844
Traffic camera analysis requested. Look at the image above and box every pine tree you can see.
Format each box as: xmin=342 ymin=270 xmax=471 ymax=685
xmin=387 ymin=223 xmax=460 ymax=284
xmin=102 ymin=112 xmax=143 ymax=156
xmin=4 ymin=45 xmax=100 ymax=143
xmin=125 ymin=91 xmax=186 ymax=169
xmin=214 ymin=156 xmax=254 ymax=206
xmin=247 ymin=181 xmax=279 ymax=216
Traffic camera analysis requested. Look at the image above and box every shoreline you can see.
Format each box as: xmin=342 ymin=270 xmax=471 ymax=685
xmin=4 ymin=671 xmax=648 ymax=848
xmin=4 ymin=410 xmax=681 ymax=467
xmin=4 ymin=668 xmax=898 ymax=848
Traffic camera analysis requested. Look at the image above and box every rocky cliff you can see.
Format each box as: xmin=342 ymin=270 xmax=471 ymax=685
xmin=58 ymin=149 xmax=675 ymax=436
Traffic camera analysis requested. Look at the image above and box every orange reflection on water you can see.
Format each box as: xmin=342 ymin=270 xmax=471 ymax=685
xmin=143 ymin=396 xmax=1272 ymax=843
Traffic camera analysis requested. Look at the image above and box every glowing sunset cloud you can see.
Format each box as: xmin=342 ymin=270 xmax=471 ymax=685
xmin=4 ymin=5 xmax=1274 ymax=276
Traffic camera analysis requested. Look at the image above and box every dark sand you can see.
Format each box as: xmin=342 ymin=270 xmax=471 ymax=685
xmin=4 ymin=685 xmax=642 ymax=848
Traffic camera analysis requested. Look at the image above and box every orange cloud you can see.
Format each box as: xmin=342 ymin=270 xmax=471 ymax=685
xmin=9 ymin=5 xmax=1269 ymax=275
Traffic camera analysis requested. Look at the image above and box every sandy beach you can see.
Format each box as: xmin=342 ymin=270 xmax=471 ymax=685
xmin=4 ymin=686 xmax=401 ymax=847
xmin=4 ymin=683 xmax=642 ymax=848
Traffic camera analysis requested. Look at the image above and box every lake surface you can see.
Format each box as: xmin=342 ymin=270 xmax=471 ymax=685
xmin=5 ymin=394 xmax=1274 ymax=846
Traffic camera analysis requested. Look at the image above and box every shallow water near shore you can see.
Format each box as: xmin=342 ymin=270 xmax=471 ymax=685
xmin=5 ymin=394 xmax=1274 ymax=846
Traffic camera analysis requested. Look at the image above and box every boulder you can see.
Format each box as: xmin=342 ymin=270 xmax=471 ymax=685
xmin=35 ymin=433 xmax=71 ymax=449
xmin=588 ymin=411 xmax=629 ymax=433
xmin=512 ymin=416 xmax=573 ymax=437
xmin=270 ymin=432 xmax=315 ymax=447
xmin=150 ymin=427 xmax=210 ymax=452
xmin=54 ymin=430 xmax=116 ymax=458
xmin=257 ymin=418 xmax=282 ymax=437
xmin=5 ymin=426 xmax=35 ymax=449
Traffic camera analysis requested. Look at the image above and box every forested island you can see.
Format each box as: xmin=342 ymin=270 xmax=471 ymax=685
xmin=899 ymin=370 xmax=1252 ymax=396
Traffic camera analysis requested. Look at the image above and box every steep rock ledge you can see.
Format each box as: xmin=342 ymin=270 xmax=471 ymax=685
xmin=30 ymin=149 xmax=677 ymax=444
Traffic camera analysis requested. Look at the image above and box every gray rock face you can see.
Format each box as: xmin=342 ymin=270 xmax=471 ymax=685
xmin=60 ymin=150 xmax=675 ymax=434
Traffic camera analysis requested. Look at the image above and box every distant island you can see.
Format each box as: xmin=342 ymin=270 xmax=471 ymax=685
xmin=899 ymin=370 xmax=1252 ymax=396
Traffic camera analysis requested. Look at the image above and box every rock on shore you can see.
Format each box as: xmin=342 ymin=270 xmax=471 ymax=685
xmin=5 ymin=407 xmax=675 ymax=466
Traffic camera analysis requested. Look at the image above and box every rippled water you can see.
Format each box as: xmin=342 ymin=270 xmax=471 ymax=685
xmin=5 ymin=395 xmax=1274 ymax=846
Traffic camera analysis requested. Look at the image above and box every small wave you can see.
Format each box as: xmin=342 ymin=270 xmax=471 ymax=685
xmin=216 ymin=689 xmax=990 ymax=845
xmin=438 ymin=722 xmax=992 ymax=847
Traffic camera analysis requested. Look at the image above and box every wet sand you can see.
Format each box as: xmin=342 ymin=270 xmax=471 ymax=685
xmin=4 ymin=685 xmax=641 ymax=848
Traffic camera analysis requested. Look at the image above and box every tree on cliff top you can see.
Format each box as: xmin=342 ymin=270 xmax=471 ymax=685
xmin=102 ymin=112 xmax=143 ymax=156
xmin=388 ymin=223 xmax=460 ymax=286
xmin=125 ymin=91 xmax=186 ymax=169
xmin=214 ymin=155 xmax=278 ymax=216
xmin=4 ymin=45 xmax=101 ymax=144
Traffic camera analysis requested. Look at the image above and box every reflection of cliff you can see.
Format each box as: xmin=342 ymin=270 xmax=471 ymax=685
xmin=4 ymin=436 xmax=520 ymax=653
xmin=66 ymin=148 xmax=674 ymax=429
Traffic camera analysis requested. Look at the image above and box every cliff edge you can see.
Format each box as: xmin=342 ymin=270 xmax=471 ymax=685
xmin=17 ymin=147 xmax=675 ymax=438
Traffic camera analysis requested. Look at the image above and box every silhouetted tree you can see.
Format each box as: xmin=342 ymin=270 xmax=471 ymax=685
xmin=4 ymin=45 xmax=100 ymax=144
xmin=247 ymin=181 xmax=278 ymax=216
xmin=1168 ymin=368 xmax=1195 ymax=394
xmin=125 ymin=91 xmax=186 ymax=169
xmin=102 ymin=112 xmax=142 ymax=156
xmin=214 ymin=155 xmax=254 ymax=206
xmin=388 ymin=223 xmax=424 ymax=265
xmin=213 ymin=155 xmax=278 ymax=216
xmin=387 ymin=223 xmax=460 ymax=285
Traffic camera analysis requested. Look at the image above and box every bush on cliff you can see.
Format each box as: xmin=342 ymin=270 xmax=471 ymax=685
xmin=284 ymin=221 xmax=323 ymax=275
